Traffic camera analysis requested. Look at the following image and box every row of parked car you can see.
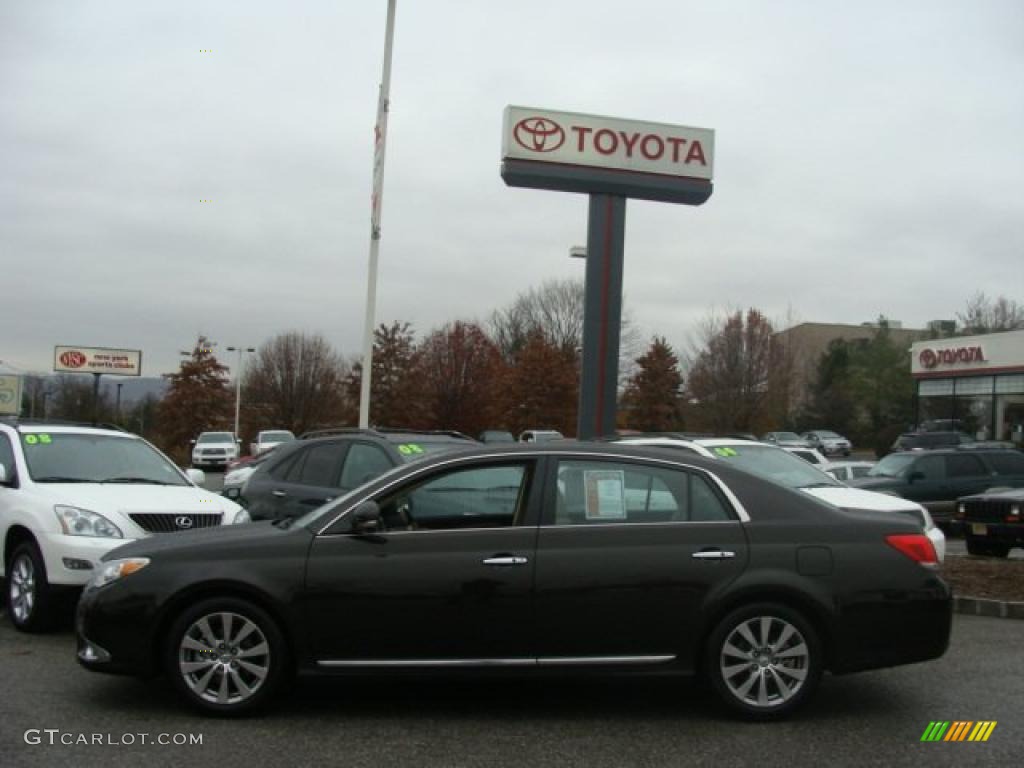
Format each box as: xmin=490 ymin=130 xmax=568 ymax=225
xmin=1 ymin=416 xmax=1017 ymax=719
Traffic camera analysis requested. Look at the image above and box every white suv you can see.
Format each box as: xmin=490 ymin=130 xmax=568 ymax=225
xmin=616 ymin=436 xmax=945 ymax=561
xmin=0 ymin=420 xmax=249 ymax=632
xmin=191 ymin=431 xmax=239 ymax=469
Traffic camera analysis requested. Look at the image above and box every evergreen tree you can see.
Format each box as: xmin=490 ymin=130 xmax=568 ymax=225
xmin=621 ymin=337 xmax=683 ymax=432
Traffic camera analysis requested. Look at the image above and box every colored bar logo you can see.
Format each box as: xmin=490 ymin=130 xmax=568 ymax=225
xmin=921 ymin=721 xmax=997 ymax=742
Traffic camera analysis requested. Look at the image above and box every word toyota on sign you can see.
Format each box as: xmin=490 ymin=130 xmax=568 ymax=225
xmin=919 ymin=346 xmax=986 ymax=369
xmin=503 ymin=106 xmax=714 ymax=181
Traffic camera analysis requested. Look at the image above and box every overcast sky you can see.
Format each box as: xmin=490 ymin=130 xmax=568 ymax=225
xmin=2 ymin=0 xmax=1022 ymax=378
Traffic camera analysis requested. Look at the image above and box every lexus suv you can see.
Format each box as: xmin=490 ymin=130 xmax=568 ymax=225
xmin=0 ymin=419 xmax=249 ymax=632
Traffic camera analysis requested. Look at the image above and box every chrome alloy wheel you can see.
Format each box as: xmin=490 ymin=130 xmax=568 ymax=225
xmin=178 ymin=611 xmax=271 ymax=705
xmin=9 ymin=554 xmax=36 ymax=623
xmin=719 ymin=615 xmax=810 ymax=709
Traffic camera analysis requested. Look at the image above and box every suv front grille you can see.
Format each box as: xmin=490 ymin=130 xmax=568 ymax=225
xmin=200 ymin=449 xmax=227 ymax=456
xmin=129 ymin=513 xmax=223 ymax=533
xmin=962 ymin=499 xmax=1015 ymax=524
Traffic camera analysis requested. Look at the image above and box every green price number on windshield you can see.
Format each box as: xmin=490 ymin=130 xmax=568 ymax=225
xmin=23 ymin=434 xmax=52 ymax=446
xmin=714 ymin=447 xmax=738 ymax=458
xmin=397 ymin=444 xmax=424 ymax=456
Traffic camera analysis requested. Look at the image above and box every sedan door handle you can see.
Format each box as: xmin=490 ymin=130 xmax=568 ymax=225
xmin=272 ymin=490 xmax=287 ymax=498
xmin=692 ymin=550 xmax=735 ymax=560
xmin=482 ymin=556 xmax=529 ymax=566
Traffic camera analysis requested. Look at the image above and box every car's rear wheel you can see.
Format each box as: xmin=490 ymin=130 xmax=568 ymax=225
xmin=5 ymin=541 xmax=60 ymax=633
xmin=164 ymin=597 xmax=289 ymax=715
xmin=705 ymin=602 xmax=822 ymax=720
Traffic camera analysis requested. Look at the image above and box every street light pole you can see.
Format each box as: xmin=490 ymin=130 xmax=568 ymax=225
xmin=226 ymin=346 xmax=255 ymax=443
xmin=358 ymin=0 xmax=398 ymax=429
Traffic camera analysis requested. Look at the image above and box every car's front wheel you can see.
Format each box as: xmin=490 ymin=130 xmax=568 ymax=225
xmin=965 ymin=537 xmax=1010 ymax=558
xmin=705 ymin=602 xmax=822 ymax=720
xmin=5 ymin=540 xmax=60 ymax=633
xmin=164 ymin=597 xmax=289 ymax=715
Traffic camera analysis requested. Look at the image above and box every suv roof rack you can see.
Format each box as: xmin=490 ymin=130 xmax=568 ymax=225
xmin=599 ymin=431 xmax=717 ymax=442
xmin=299 ymin=426 xmax=477 ymax=442
xmin=0 ymin=416 xmax=126 ymax=432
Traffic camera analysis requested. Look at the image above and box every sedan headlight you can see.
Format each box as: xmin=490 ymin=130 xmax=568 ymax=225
xmin=232 ymin=508 xmax=250 ymax=524
xmin=54 ymin=505 xmax=123 ymax=538
xmin=88 ymin=558 xmax=150 ymax=590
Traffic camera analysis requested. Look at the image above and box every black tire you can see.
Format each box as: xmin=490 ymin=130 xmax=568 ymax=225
xmin=705 ymin=602 xmax=822 ymax=720
xmin=965 ymin=537 xmax=1009 ymax=557
xmin=164 ymin=597 xmax=290 ymax=716
xmin=5 ymin=540 xmax=61 ymax=633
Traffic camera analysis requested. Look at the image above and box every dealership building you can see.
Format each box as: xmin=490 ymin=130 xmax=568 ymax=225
xmin=911 ymin=329 xmax=1024 ymax=443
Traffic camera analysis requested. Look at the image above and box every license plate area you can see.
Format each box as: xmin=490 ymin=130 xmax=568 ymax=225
xmin=971 ymin=523 xmax=987 ymax=536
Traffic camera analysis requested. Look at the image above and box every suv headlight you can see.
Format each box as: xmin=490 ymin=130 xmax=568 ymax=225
xmin=88 ymin=558 xmax=150 ymax=590
xmin=232 ymin=508 xmax=250 ymax=524
xmin=54 ymin=505 xmax=123 ymax=538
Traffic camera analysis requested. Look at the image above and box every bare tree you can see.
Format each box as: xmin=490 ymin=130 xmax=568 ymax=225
xmin=686 ymin=309 xmax=780 ymax=433
xmin=489 ymin=277 xmax=641 ymax=382
xmin=243 ymin=332 xmax=350 ymax=437
xmin=957 ymin=292 xmax=1024 ymax=335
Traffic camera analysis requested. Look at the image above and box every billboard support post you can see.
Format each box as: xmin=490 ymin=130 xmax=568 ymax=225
xmin=578 ymin=194 xmax=627 ymax=440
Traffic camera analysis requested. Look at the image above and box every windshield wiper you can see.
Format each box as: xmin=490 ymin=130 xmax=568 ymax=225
xmin=33 ymin=476 xmax=92 ymax=483
xmin=100 ymin=477 xmax=175 ymax=485
xmin=800 ymin=482 xmax=839 ymax=489
xmin=273 ymin=517 xmax=295 ymax=529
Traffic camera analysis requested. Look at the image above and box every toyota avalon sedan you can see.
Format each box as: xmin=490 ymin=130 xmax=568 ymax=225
xmin=76 ymin=443 xmax=951 ymax=719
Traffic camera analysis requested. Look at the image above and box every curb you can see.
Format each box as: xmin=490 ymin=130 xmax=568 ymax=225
xmin=953 ymin=595 xmax=1024 ymax=620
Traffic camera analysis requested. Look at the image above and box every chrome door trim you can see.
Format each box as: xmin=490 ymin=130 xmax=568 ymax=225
xmin=316 ymin=655 xmax=676 ymax=669
xmin=482 ymin=556 xmax=529 ymax=566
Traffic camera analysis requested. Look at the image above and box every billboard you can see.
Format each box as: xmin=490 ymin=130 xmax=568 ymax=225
xmin=53 ymin=346 xmax=142 ymax=376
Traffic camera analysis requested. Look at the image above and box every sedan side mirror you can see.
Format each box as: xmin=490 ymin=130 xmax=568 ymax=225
xmin=351 ymin=500 xmax=383 ymax=534
xmin=185 ymin=468 xmax=206 ymax=485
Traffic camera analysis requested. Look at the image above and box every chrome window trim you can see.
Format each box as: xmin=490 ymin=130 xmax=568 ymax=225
xmin=316 ymin=655 xmax=675 ymax=669
xmin=315 ymin=450 xmax=750 ymax=535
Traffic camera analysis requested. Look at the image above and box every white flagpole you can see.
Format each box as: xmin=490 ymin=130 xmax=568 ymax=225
xmin=358 ymin=0 xmax=397 ymax=429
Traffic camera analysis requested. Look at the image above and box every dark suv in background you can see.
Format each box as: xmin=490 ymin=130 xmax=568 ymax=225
xmin=241 ymin=429 xmax=479 ymax=521
xmin=849 ymin=448 xmax=1024 ymax=524
xmin=889 ymin=431 xmax=975 ymax=452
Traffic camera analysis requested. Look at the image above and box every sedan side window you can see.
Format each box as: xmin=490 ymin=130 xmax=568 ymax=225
xmin=377 ymin=463 xmax=530 ymax=532
xmin=555 ymin=460 xmax=733 ymax=525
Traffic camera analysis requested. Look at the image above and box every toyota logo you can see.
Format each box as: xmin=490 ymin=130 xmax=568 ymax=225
xmin=59 ymin=350 xmax=87 ymax=368
xmin=919 ymin=349 xmax=938 ymax=369
xmin=174 ymin=515 xmax=194 ymax=529
xmin=513 ymin=117 xmax=565 ymax=153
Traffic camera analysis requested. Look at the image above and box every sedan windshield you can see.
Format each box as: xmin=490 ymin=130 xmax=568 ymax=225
xmin=814 ymin=431 xmax=841 ymax=439
xmin=868 ymin=454 xmax=917 ymax=478
xmin=21 ymin=433 xmax=188 ymax=485
xmin=198 ymin=432 xmax=234 ymax=444
xmin=771 ymin=432 xmax=803 ymax=441
xmin=261 ymin=431 xmax=294 ymax=442
xmin=703 ymin=444 xmax=839 ymax=490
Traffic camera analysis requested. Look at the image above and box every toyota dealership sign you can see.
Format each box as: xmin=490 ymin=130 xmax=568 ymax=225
xmin=503 ymin=106 xmax=714 ymax=181
xmin=53 ymin=346 xmax=142 ymax=376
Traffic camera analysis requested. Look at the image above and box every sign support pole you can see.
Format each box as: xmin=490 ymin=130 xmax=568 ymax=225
xmin=92 ymin=373 xmax=101 ymax=426
xmin=577 ymin=194 xmax=626 ymax=440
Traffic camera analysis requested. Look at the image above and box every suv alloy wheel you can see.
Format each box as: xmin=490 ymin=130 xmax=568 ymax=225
xmin=5 ymin=540 xmax=59 ymax=632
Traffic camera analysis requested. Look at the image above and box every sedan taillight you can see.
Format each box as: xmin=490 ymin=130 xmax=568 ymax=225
xmin=886 ymin=534 xmax=938 ymax=565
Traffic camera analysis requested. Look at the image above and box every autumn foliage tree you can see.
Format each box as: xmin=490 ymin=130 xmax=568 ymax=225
xmin=156 ymin=336 xmax=233 ymax=461
xmin=418 ymin=321 xmax=504 ymax=435
xmin=500 ymin=331 xmax=578 ymax=436
xmin=242 ymin=332 xmax=350 ymax=437
xmin=345 ymin=322 xmax=425 ymax=428
xmin=621 ymin=337 xmax=683 ymax=431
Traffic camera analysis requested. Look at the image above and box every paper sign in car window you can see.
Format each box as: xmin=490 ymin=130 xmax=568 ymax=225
xmin=583 ymin=469 xmax=626 ymax=520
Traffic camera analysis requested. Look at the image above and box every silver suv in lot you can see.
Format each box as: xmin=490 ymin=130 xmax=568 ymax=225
xmin=0 ymin=419 xmax=249 ymax=632
xmin=190 ymin=431 xmax=239 ymax=469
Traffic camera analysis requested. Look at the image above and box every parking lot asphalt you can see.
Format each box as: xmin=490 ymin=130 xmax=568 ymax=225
xmin=0 ymin=612 xmax=1020 ymax=768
